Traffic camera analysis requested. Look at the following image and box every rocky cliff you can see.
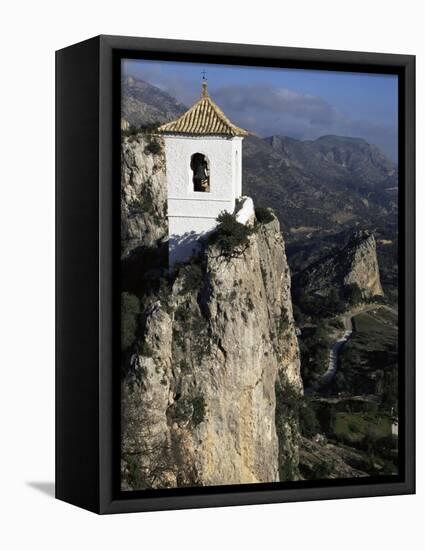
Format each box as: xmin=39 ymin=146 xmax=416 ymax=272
xmin=120 ymin=135 xmax=303 ymax=490
xmin=296 ymin=230 xmax=384 ymax=300
xmin=121 ymin=134 xmax=168 ymax=257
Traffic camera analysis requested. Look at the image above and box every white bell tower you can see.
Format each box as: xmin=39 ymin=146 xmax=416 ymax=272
xmin=158 ymin=79 xmax=248 ymax=266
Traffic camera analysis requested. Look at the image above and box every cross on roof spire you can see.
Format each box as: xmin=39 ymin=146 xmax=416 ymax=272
xmin=201 ymin=70 xmax=208 ymax=98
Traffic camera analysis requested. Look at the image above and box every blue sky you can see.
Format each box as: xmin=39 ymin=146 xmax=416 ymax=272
xmin=123 ymin=59 xmax=398 ymax=162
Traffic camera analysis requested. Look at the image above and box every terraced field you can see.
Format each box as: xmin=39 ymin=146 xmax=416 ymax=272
xmin=333 ymin=411 xmax=392 ymax=444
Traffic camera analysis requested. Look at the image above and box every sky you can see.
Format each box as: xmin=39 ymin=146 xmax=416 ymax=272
xmin=123 ymin=59 xmax=398 ymax=162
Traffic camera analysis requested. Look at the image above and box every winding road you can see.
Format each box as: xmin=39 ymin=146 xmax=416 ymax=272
xmin=305 ymin=304 xmax=399 ymax=436
xmin=320 ymin=314 xmax=353 ymax=386
xmin=304 ymin=304 xmax=396 ymax=395
xmin=319 ymin=304 xmax=395 ymax=388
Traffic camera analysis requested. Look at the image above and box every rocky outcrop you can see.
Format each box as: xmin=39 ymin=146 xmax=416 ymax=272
xmin=121 ymin=134 xmax=168 ymax=257
xmin=121 ymin=211 xmax=303 ymax=490
xmin=297 ymin=230 xmax=384 ymax=300
xmin=341 ymin=231 xmax=384 ymax=296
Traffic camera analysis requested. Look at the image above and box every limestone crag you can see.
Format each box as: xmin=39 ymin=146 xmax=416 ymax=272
xmin=121 ymin=134 xmax=168 ymax=257
xmin=121 ymin=212 xmax=303 ymax=489
xmin=342 ymin=231 xmax=384 ymax=296
xmin=297 ymin=230 xmax=384 ymax=299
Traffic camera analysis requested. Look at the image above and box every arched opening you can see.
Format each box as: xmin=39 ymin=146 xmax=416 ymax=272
xmin=190 ymin=153 xmax=210 ymax=192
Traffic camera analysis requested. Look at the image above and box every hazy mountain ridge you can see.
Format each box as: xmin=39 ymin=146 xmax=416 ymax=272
xmin=122 ymin=76 xmax=187 ymax=128
xmin=265 ymin=134 xmax=397 ymax=189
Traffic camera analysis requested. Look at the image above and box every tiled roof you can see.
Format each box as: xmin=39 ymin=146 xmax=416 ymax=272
xmin=158 ymin=83 xmax=248 ymax=137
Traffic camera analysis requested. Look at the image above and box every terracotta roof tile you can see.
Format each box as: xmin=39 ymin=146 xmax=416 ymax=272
xmin=158 ymin=84 xmax=248 ymax=137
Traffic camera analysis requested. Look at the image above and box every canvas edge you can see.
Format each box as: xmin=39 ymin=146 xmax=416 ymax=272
xmin=54 ymin=35 xmax=415 ymax=515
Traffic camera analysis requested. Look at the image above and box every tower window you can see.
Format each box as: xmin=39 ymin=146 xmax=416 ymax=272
xmin=191 ymin=153 xmax=210 ymax=192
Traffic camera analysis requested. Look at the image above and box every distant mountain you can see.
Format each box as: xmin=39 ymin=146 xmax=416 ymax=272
xmin=243 ymin=134 xmax=398 ymax=242
xmin=121 ymin=76 xmax=186 ymax=128
xmin=265 ymin=134 xmax=397 ymax=191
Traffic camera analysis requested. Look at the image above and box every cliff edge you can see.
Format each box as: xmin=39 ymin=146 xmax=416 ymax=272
xmin=120 ymin=134 xmax=303 ymax=489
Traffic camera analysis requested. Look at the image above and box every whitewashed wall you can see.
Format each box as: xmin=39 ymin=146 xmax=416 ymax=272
xmin=164 ymin=134 xmax=244 ymax=264
xmin=232 ymin=137 xmax=243 ymax=197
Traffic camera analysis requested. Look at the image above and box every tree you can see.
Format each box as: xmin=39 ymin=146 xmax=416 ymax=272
xmin=298 ymin=401 xmax=320 ymax=438
xmin=343 ymin=283 xmax=363 ymax=305
xmin=211 ymin=211 xmax=256 ymax=258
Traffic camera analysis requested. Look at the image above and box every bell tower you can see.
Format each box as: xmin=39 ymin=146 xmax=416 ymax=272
xmin=158 ymin=78 xmax=248 ymax=266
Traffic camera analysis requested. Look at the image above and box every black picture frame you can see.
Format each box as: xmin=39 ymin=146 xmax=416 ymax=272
xmin=56 ymin=34 xmax=415 ymax=514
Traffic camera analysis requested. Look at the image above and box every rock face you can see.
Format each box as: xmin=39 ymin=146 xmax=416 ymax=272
xmin=341 ymin=231 xmax=384 ymax=297
xmin=120 ymin=134 xmax=303 ymax=488
xmin=121 ymin=134 xmax=168 ymax=257
xmin=297 ymin=230 xmax=384 ymax=300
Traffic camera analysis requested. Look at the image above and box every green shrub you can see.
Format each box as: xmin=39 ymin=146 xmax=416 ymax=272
xmin=278 ymin=309 xmax=290 ymax=334
xmin=212 ymin=211 xmax=256 ymax=258
xmin=296 ymin=287 xmax=345 ymax=319
xmin=139 ymin=122 xmax=159 ymax=134
xmin=343 ymin=283 xmax=363 ymax=305
xmin=121 ymin=292 xmax=140 ymax=351
xmin=128 ymin=194 xmax=154 ymax=216
xmin=144 ymin=139 xmax=162 ymax=155
xmin=191 ymin=395 xmax=206 ymax=426
xmin=277 ymin=381 xmax=301 ymax=417
xmin=172 ymin=395 xmax=206 ymax=427
xmin=173 ymin=302 xmax=211 ymax=362
xmin=299 ymin=323 xmax=331 ymax=385
xmin=122 ymin=124 xmax=140 ymax=138
xmin=298 ymin=401 xmax=320 ymax=438
xmin=179 ymin=263 xmax=204 ymax=295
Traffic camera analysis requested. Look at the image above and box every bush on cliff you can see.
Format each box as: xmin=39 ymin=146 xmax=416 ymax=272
xmin=212 ymin=211 xmax=256 ymax=258
xmin=144 ymin=138 xmax=162 ymax=155
xmin=343 ymin=283 xmax=363 ymax=305
xmin=122 ymin=124 xmax=140 ymax=139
